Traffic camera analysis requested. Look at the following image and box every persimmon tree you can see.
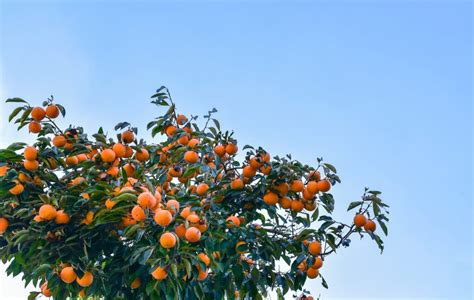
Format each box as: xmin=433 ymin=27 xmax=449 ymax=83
xmin=0 ymin=87 xmax=389 ymax=300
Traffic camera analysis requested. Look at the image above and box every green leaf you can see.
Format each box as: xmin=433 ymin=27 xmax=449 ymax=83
xmin=321 ymin=274 xmax=329 ymax=289
xmin=347 ymin=201 xmax=363 ymax=211
xmin=8 ymin=107 xmax=23 ymax=122
xmin=5 ymin=97 xmax=27 ymax=104
xmin=377 ymin=219 xmax=388 ymax=236
xmin=28 ymin=291 xmax=40 ymax=300
xmin=326 ymin=234 xmax=337 ymax=251
xmin=372 ymin=201 xmax=380 ymax=216
xmin=19 ymin=107 xmax=32 ymax=124
xmin=170 ymin=264 xmax=178 ymax=277
xmin=183 ymin=259 xmax=192 ymax=278
xmin=56 ymin=104 xmax=66 ymax=116
xmin=212 ymin=119 xmax=221 ymax=130
xmin=140 ymin=247 xmax=155 ymax=265
xmin=322 ymin=163 xmax=337 ymax=173
xmin=373 ymin=234 xmax=385 ymax=253
xmin=0 ymin=149 xmax=23 ymax=162
xmin=7 ymin=142 xmax=27 ymax=151
xmin=114 ymin=122 xmax=131 ymax=131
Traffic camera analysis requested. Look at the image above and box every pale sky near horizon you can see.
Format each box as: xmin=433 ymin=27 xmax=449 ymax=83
xmin=0 ymin=0 xmax=472 ymax=299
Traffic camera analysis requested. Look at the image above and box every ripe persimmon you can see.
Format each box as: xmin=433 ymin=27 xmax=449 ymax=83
xmin=101 ymin=149 xmax=116 ymax=163
xmin=263 ymin=192 xmax=278 ymax=205
xmin=124 ymin=146 xmax=134 ymax=158
xmin=112 ymin=143 xmax=126 ymax=157
xmin=274 ymin=183 xmax=289 ymax=196
xmin=130 ymin=278 xmax=141 ymax=289
xmin=0 ymin=218 xmax=9 ymax=234
xmin=184 ymin=151 xmax=199 ymax=163
xmin=291 ymin=199 xmax=304 ymax=212
xmin=225 ymin=143 xmax=238 ymax=155
xmin=306 ymin=181 xmax=319 ymax=194
xmin=122 ymin=215 xmax=136 ymax=226
xmin=151 ymin=266 xmax=167 ymax=280
xmin=31 ymin=107 xmax=46 ymax=121
xmin=64 ymin=142 xmax=73 ymax=150
xmin=83 ymin=211 xmax=94 ymax=225
xmin=260 ymin=165 xmax=271 ymax=175
xmin=69 ymin=176 xmax=84 ymax=186
xmin=77 ymin=154 xmax=88 ymax=162
xmin=178 ymin=135 xmax=189 ymax=145
xmin=169 ymin=166 xmax=183 ymax=177
xmin=76 ymin=271 xmax=94 ymax=287
xmin=309 ymin=170 xmax=321 ymax=181
xmin=23 ymin=160 xmax=39 ymax=171
xmin=249 ymin=157 xmax=262 ymax=169
xmin=198 ymin=253 xmax=210 ymax=267
xmin=39 ymin=204 xmax=57 ymax=220
xmin=55 ymin=210 xmax=70 ymax=224
xmin=311 ymin=257 xmax=323 ymax=269
xmin=137 ymin=192 xmax=156 ymax=209
xmin=9 ymin=182 xmax=24 ymax=195
xmin=60 ymin=266 xmax=77 ymax=283
xmin=45 ymin=105 xmax=60 ymax=118
xmin=24 ymin=146 xmax=37 ymax=161
xmin=306 ymin=267 xmax=319 ymax=279
xmin=122 ymin=130 xmax=134 ymax=143
xmin=52 ymin=135 xmax=66 ymax=147
xmin=308 ymin=241 xmax=321 ymax=256
xmin=242 ymin=166 xmax=256 ymax=178
xmin=40 ymin=282 xmax=51 ymax=297
xmin=304 ymin=201 xmax=317 ymax=211
xmin=0 ymin=165 xmax=8 ymax=177
xmin=226 ymin=216 xmax=240 ymax=228
xmin=231 ymin=178 xmax=244 ymax=190
xmin=186 ymin=214 xmax=200 ymax=225
xmin=188 ymin=138 xmax=199 ymax=148
xmin=136 ymin=149 xmax=149 ymax=162
xmin=154 ymin=209 xmax=173 ymax=226
xmin=28 ymin=121 xmax=41 ymax=133
xmin=165 ymin=125 xmax=177 ymax=136
xmin=197 ymin=267 xmax=208 ymax=281
xmin=185 ymin=227 xmax=201 ymax=242
xmin=198 ymin=221 xmax=208 ymax=233
xmin=196 ymin=183 xmax=209 ymax=196
xmin=364 ymin=219 xmax=376 ymax=232
xmin=166 ymin=199 xmax=180 ymax=213
xmin=105 ymin=199 xmax=116 ymax=209
xmin=290 ymin=180 xmax=304 ymax=192
xmin=131 ymin=205 xmax=146 ymax=221
xmin=107 ymin=166 xmax=119 ymax=177
xmin=66 ymin=156 xmax=79 ymax=166
xmin=180 ymin=206 xmax=192 ymax=219
xmin=354 ymin=214 xmax=367 ymax=227
xmin=280 ymin=197 xmax=292 ymax=209
xmin=302 ymin=188 xmax=315 ymax=201
xmin=123 ymin=163 xmax=136 ymax=177
xmin=214 ymin=145 xmax=226 ymax=157
xmin=177 ymin=114 xmax=188 ymax=125
xmin=160 ymin=232 xmax=177 ymax=248
xmin=175 ymin=223 xmax=186 ymax=238
xmin=317 ymin=179 xmax=331 ymax=192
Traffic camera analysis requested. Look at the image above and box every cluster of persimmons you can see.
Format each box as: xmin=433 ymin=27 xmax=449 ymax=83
xmin=0 ymin=89 xmax=388 ymax=299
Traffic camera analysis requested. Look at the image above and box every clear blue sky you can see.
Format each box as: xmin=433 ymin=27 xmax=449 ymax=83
xmin=0 ymin=1 xmax=472 ymax=299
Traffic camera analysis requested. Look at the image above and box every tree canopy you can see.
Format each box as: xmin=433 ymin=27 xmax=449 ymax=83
xmin=0 ymin=87 xmax=389 ymax=299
